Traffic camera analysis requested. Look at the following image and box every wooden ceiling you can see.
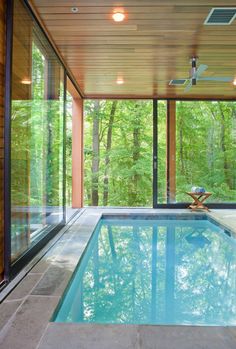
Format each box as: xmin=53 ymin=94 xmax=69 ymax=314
xmin=31 ymin=0 xmax=236 ymax=99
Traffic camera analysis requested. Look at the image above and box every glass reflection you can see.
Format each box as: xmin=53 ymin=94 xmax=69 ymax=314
xmin=11 ymin=0 xmax=64 ymax=261
xmin=55 ymin=218 xmax=236 ymax=325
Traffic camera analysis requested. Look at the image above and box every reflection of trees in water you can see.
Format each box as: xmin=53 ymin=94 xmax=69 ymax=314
xmin=63 ymin=220 xmax=236 ymax=325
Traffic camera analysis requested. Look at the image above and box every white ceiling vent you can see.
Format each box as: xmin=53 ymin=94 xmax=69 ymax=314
xmin=169 ymin=79 xmax=187 ymax=86
xmin=204 ymin=8 xmax=236 ymax=25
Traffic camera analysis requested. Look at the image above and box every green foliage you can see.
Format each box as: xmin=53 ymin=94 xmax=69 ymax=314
xmin=176 ymin=101 xmax=236 ymax=202
xmin=11 ymin=41 xmax=65 ymax=260
xmin=84 ymin=100 xmax=236 ymax=206
xmin=84 ymin=100 xmax=153 ymax=206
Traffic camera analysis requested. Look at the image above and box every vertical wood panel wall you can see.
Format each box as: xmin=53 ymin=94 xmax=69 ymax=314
xmin=0 ymin=0 xmax=5 ymax=280
xmin=72 ymin=98 xmax=84 ymax=208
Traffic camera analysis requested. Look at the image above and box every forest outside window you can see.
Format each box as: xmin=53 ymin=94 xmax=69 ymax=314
xmin=84 ymin=100 xmax=153 ymax=207
xmin=84 ymin=99 xmax=236 ymax=207
xmin=175 ymin=101 xmax=236 ymax=203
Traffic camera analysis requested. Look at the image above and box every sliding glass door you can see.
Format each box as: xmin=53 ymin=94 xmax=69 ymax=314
xmin=10 ymin=0 xmax=65 ymax=264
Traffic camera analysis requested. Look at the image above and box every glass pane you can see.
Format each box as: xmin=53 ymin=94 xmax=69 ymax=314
xmin=65 ymin=78 xmax=79 ymax=221
xmin=65 ymin=90 xmax=73 ymax=220
xmin=84 ymin=100 xmax=153 ymax=207
xmin=176 ymin=101 xmax=236 ymax=203
xmin=11 ymin=0 xmax=64 ymax=262
xmin=157 ymin=101 xmax=167 ymax=204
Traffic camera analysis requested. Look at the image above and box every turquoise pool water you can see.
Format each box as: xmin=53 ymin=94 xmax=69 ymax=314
xmin=54 ymin=217 xmax=236 ymax=325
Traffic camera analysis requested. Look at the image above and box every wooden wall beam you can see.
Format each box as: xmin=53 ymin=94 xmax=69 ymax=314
xmin=0 ymin=0 xmax=5 ymax=281
xmin=72 ymin=98 xmax=84 ymax=208
xmin=12 ymin=0 xmax=32 ymax=100
xmin=167 ymin=100 xmax=176 ymax=203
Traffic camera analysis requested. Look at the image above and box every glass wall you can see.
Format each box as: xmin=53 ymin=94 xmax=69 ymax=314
xmin=65 ymin=89 xmax=73 ymax=220
xmin=175 ymin=101 xmax=236 ymax=203
xmin=65 ymin=78 xmax=79 ymax=221
xmin=10 ymin=0 xmax=76 ymax=263
xmin=85 ymin=99 xmax=236 ymax=207
xmin=84 ymin=100 xmax=153 ymax=207
xmin=157 ymin=101 xmax=167 ymax=204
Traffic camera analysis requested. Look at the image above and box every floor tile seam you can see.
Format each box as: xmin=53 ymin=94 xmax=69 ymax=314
xmin=4 ymin=297 xmax=27 ymax=303
xmin=137 ymin=326 xmax=141 ymax=349
xmin=52 ymin=234 xmax=97 ymax=263
xmin=31 ymin=233 xmax=89 ymax=293
xmin=71 ymin=209 xmax=92 ymax=226
xmin=207 ymin=212 xmax=236 ymax=235
xmin=57 ymin=226 xmax=95 ymax=246
xmin=0 ymin=296 xmax=26 ymax=342
xmin=14 ymin=211 xmax=84 ymax=285
xmin=224 ymin=327 xmax=236 ymax=344
xmin=28 ymin=264 xmax=52 ymax=296
xmin=69 ymin=216 xmax=101 ymax=232
xmin=32 ymin=216 xmax=101 ymax=298
xmin=0 ymin=211 xmax=84 ymax=303
xmin=52 ymin=235 xmax=90 ymax=263
xmin=35 ymin=322 xmax=51 ymax=349
xmin=28 ymin=294 xmax=60 ymax=299
xmin=35 ymin=210 xmax=86 ymax=256
xmin=0 ymin=290 xmax=57 ymax=337
xmin=58 ymin=216 xmax=94 ymax=242
xmin=28 ymin=272 xmax=45 ymax=275
xmin=3 ymin=227 xmax=71 ymax=301
xmin=54 ymin=216 xmax=101 ymax=249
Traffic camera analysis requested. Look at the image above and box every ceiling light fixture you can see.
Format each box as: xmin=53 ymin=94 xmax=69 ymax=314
xmin=21 ymin=79 xmax=32 ymax=85
xmin=112 ymin=11 xmax=125 ymax=22
xmin=71 ymin=7 xmax=79 ymax=13
xmin=233 ymin=79 xmax=236 ymax=86
xmin=116 ymin=77 xmax=124 ymax=85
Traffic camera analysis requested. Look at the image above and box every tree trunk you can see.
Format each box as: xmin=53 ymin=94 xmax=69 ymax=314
xmin=207 ymin=108 xmax=217 ymax=181
xmin=91 ymin=100 xmax=100 ymax=206
xmin=46 ymin=107 xmax=53 ymax=207
xmin=231 ymin=105 xmax=236 ymax=190
xmin=178 ymin=104 xmax=185 ymax=175
xmin=128 ymin=105 xmax=141 ymax=206
xmin=103 ymin=101 xmax=117 ymax=206
xmin=218 ymin=102 xmax=232 ymax=189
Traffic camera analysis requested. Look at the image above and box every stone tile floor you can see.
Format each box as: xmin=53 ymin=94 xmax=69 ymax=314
xmin=0 ymin=208 xmax=236 ymax=349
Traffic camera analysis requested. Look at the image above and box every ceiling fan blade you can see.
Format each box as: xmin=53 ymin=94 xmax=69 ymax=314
xmin=198 ymin=77 xmax=233 ymax=82
xmin=184 ymin=79 xmax=192 ymax=92
xmin=193 ymin=64 xmax=208 ymax=79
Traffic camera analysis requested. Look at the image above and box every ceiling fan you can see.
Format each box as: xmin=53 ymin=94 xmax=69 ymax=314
xmin=178 ymin=57 xmax=233 ymax=92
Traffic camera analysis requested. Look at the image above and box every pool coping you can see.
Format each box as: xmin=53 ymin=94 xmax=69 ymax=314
xmin=1 ymin=208 xmax=236 ymax=349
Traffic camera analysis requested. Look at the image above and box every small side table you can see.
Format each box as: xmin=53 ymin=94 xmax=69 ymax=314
xmin=185 ymin=192 xmax=212 ymax=211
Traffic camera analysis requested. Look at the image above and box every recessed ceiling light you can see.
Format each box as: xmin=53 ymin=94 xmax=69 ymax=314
xmin=116 ymin=77 xmax=124 ymax=85
xmin=21 ymin=79 xmax=32 ymax=85
xmin=233 ymin=78 xmax=236 ymax=86
xmin=71 ymin=7 xmax=79 ymax=13
xmin=112 ymin=11 xmax=125 ymax=22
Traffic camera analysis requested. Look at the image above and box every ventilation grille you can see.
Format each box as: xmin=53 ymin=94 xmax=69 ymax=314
xmin=169 ymin=79 xmax=187 ymax=86
xmin=204 ymin=8 xmax=236 ymax=25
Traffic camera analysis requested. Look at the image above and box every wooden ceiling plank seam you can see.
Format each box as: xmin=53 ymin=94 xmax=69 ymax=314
xmin=31 ymin=0 xmax=236 ymax=99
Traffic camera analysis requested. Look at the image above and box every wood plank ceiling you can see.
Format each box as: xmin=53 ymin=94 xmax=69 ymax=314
xmin=31 ymin=0 xmax=236 ymax=99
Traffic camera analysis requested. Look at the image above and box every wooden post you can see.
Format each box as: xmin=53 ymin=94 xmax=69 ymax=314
xmin=0 ymin=0 xmax=5 ymax=280
xmin=72 ymin=98 xmax=84 ymax=208
xmin=167 ymin=100 xmax=176 ymax=203
xmin=12 ymin=0 xmax=32 ymax=101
